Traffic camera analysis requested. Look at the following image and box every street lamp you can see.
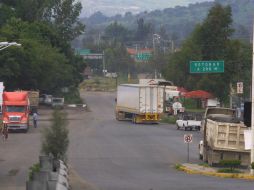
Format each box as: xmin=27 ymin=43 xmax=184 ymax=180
xmin=153 ymin=34 xmax=161 ymax=79
xmin=0 ymin=42 xmax=21 ymax=51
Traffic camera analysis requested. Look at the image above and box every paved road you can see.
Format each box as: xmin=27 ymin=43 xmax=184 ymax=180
xmin=0 ymin=109 xmax=52 ymax=190
xmin=69 ymin=91 xmax=254 ymax=190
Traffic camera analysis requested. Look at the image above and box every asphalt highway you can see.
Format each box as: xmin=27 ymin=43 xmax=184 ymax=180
xmin=68 ymin=91 xmax=254 ymax=190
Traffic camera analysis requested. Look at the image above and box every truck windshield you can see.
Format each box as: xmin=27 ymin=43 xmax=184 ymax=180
xmin=6 ymin=106 xmax=26 ymax=112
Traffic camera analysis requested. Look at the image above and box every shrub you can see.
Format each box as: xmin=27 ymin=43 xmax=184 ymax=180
xmin=29 ymin=163 xmax=40 ymax=180
xmin=251 ymin=162 xmax=254 ymax=169
xmin=219 ymin=160 xmax=241 ymax=171
xmin=41 ymin=110 xmax=69 ymax=161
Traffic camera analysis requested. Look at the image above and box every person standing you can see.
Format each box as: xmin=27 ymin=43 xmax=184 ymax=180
xmin=2 ymin=124 xmax=8 ymax=141
xmin=32 ymin=112 xmax=38 ymax=128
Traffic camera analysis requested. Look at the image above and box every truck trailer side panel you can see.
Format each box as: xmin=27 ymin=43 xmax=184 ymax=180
xmin=116 ymin=84 xmax=164 ymax=123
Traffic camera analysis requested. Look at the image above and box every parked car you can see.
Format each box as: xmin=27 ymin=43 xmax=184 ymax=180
xmin=176 ymin=114 xmax=201 ymax=131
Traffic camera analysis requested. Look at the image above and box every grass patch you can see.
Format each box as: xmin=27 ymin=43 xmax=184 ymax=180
xmin=160 ymin=115 xmax=177 ymax=124
xmin=175 ymin=164 xmax=183 ymax=170
xmin=185 ymin=108 xmax=205 ymax=113
xmin=79 ymin=76 xmax=139 ymax=91
xmin=198 ymin=163 xmax=210 ymax=167
xmin=217 ymin=168 xmax=242 ymax=173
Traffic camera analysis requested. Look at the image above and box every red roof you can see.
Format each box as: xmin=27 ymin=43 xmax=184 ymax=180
xmin=127 ymin=48 xmax=153 ymax=55
xmin=182 ymin=90 xmax=213 ymax=99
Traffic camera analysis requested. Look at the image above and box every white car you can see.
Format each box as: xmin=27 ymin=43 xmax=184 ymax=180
xmin=176 ymin=114 xmax=201 ymax=131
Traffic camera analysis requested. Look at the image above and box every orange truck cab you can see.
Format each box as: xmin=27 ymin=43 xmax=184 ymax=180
xmin=2 ymin=92 xmax=30 ymax=132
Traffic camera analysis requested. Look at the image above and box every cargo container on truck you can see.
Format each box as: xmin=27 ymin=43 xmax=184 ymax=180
xmin=27 ymin=91 xmax=39 ymax=114
xmin=200 ymin=107 xmax=250 ymax=166
xmin=2 ymin=92 xmax=30 ymax=132
xmin=115 ymin=84 xmax=164 ymax=123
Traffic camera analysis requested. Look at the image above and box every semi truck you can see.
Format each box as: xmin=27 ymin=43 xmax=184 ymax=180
xmin=27 ymin=91 xmax=39 ymax=114
xmin=115 ymin=84 xmax=164 ymax=124
xmin=200 ymin=107 xmax=250 ymax=166
xmin=2 ymin=91 xmax=30 ymax=132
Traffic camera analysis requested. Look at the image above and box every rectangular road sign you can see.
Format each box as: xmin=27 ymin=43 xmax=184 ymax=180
xmin=237 ymin=82 xmax=243 ymax=94
xmin=190 ymin=61 xmax=224 ymax=73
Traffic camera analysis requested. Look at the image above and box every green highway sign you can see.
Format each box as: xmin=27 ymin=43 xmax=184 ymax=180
xmin=135 ymin=52 xmax=152 ymax=61
xmin=76 ymin=49 xmax=91 ymax=55
xmin=190 ymin=61 xmax=224 ymax=73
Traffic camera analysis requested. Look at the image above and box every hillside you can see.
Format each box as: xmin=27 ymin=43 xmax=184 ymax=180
xmin=80 ymin=0 xmax=212 ymax=17
xmin=81 ymin=0 xmax=254 ymax=43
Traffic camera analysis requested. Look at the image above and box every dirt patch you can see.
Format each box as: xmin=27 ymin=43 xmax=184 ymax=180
xmin=69 ymin=168 xmax=98 ymax=190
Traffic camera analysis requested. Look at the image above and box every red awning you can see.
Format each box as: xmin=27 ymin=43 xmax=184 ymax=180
xmin=182 ymin=90 xmax=214 ymax=99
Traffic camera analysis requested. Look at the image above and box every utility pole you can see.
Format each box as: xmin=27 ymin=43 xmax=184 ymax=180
xmin=251 ymin=20 xmax=254 ymax=170
xmin=153 ymin=34 xmax=160 ymax=79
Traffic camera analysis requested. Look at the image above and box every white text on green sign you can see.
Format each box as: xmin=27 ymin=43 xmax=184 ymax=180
xmin=190 ymin=61 xmax=224 ymax=73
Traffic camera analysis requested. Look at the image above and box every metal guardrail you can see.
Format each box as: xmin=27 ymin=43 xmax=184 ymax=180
xmin=27 ymin=156 xmax=69 ymax=190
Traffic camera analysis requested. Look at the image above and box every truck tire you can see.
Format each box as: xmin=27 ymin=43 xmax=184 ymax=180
xmin=132 ymin=115 xmax=136 ymax=124
xmin=115 ymin=111 xmax=119 ymax=121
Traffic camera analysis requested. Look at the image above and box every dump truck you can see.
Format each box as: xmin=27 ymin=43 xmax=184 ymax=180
xmin=2 ymin=91 xmax=30 ymax=132
xmin=28 ymin=91 xmax=39 ymax=114
xmin=200 ymin=107 xmax=250 ymax=166
xmin=115 ymin=84 xmax=164 ymax=123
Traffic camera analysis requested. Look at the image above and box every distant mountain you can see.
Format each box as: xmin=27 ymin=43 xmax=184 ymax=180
xmin=80 ymin=0 xmax=254 ymax=46
xmin=80 ymin=0 xmax=214 ymax=17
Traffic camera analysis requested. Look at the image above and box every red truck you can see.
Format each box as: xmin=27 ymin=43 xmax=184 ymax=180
xmin=2 ymin=92 xmax=30 ymax=132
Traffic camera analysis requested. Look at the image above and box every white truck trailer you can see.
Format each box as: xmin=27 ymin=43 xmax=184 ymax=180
xmin=201 ymin=107 xmax=250 ymax=166
xmin=115 ymin=84 xmax=164 ymax=123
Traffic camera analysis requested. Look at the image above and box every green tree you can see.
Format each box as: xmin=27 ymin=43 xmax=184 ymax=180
xmin=163 ymin=4 xmax=252 ymax=103
xmin=42 ymin=110 xmax=69 ymax=161
xmin=104 ymin=21 xmax=130 ymax=42
xmin=135 ymin=18 xmax=153 ymax=41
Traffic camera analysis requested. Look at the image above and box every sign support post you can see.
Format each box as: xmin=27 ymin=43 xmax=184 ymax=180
xmin=251 ymin=20 xmax=254 ymax=174
xmin=184 ymin=134 xmax=193 ymax=163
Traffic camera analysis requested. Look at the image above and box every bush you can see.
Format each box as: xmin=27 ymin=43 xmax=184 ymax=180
xmin=29 ymin=163 xmax=40 ymax=180
xmin=161 ymin=115 xmax=177 ymax=124
xmin=219 ymin=160 xmax=241 ymax=171
xmin=63 ymin=87 xmax=83 ymax=104
xmin=251 ymin=162 xmax=254 ymax=169
xmin=41 ymin=110 xmax=69 ymax=161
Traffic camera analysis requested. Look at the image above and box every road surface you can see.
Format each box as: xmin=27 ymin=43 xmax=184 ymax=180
xmin=68 ymin=91 xmax=254 ymax=190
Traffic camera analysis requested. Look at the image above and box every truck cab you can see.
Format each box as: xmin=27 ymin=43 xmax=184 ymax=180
xmin=2 ymin=92 xmax=30 ymax=132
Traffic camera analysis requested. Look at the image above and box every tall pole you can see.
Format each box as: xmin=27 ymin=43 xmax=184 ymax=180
xmin=102 ymin=50 xmax=106 ymax=76
xmin=251 ymin=20 xmax=254 ymax=166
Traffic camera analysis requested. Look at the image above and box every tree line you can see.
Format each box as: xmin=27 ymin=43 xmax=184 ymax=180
xmin=0 ymin=0 xmax=85 ymax=94
xmin=82 ymin=3 xmax=252 ymax=103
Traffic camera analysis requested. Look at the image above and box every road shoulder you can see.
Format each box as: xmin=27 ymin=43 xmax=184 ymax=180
xmin=177 ymin=163 xmax=254 ymax=180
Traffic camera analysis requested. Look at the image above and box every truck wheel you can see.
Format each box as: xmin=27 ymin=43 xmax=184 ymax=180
xmin=132 ymin=115 xmax=136 ymax=124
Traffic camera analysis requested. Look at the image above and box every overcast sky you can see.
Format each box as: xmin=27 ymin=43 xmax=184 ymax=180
xmin=79 ymin=0 xmax=215 ymax=17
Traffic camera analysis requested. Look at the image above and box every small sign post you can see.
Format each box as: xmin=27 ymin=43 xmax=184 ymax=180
xmin=184 ymin=134 xmax=193 ymax=163
xmin=237 ymin=82 xmax=243 ymax=94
